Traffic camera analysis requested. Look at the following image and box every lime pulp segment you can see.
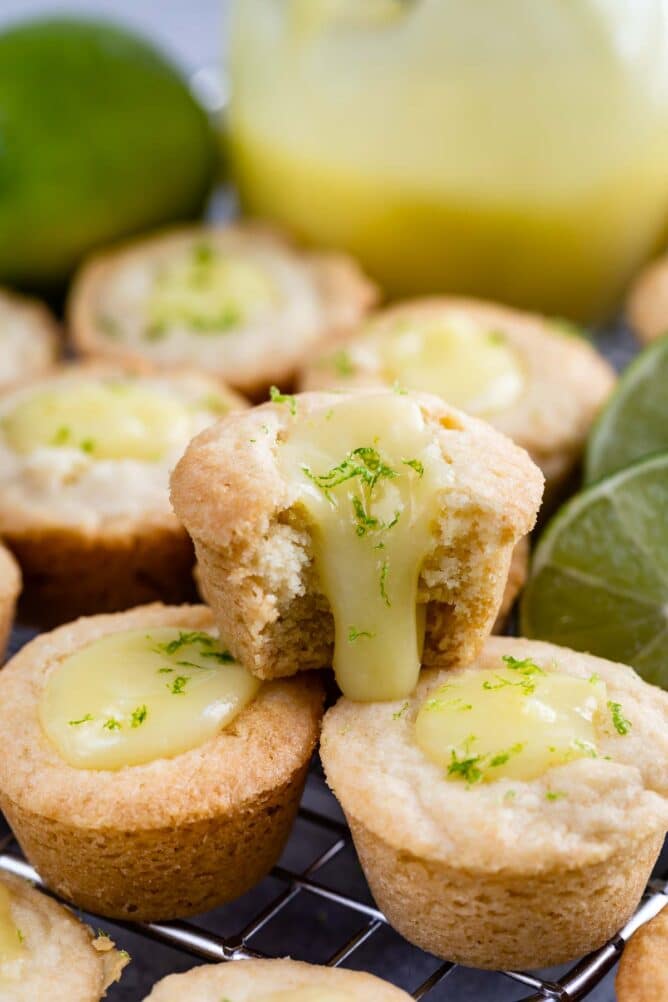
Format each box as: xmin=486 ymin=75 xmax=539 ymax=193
xmin=521 ymin=452 xmax=668 ymax=689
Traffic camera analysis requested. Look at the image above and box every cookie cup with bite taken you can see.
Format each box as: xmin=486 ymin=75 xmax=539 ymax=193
xmin=171 ymin=389 xmax=543 ymax=702
xmin=0 ymin=363 xmax=245 ymax=625
xmin=142 ymin=958 xmax=412 ymax=1001
xmin=321 ymin=636 xmax=668 ymax=969
xmin=492 ymin=535 xmax=528 ymax=634
xmin=0 ymin=604 xmax=323 ymax=921
xmin=0 ymin=871 xmax=127 ymax=1001
xmin=68 ymin=223 xmax=377 ymax=397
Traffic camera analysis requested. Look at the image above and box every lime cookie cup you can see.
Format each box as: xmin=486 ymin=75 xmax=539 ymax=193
xmin=321 ymin=636 xmax=668 ymax=970
xmin=68 ymin=223 xmax=378 ymax=398
xmin=142 ymin=958 xmax=412 ymax=1001
xmin=0 ymin=288 xmax=60 ymax=390
xmin=0 ymin=363 xmax=245 ymax=625
xmin=626 ymin=253 xmax=668 ymax=344
xmin=0 ymin=871 xmax=127 ymax=1001
xmin=0 ymin=543 xmax=20 ymax=661
xmin=0 ymin=604 xmax=323 ymax=921
xmin=171 ymin=390 xmax=543 ymax=702
xmin=300 ymin=297 xmax=615 ymax=496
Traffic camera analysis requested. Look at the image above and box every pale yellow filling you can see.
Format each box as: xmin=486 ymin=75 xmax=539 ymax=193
xmin=415 ymin=659 xmax=609 ymax=784
xmin=0 ymin=885 xmax=24 ymax=979
xmin=40 ymin=628 xmax=261 ymax=770
xmin=146 ymin=244 xmax=278 ymax=338
xmin=278 ymin=393 xmax=445 ymax=701
xmin=289 ymin=0 xmax=405 ymax=35
xmin=260 ymin=989 xmax=356 ymax=1002
xmin=366 ymin=318 xmax=525 ymax=416
xmin=2 ymin=381 xmax=194 ymax=461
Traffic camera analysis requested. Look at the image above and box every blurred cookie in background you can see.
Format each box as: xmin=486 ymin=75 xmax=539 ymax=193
xmin=69 ymin=223 xmax=378 ymax=398
xmin=0 ymin=289 xmax=59 ymax=390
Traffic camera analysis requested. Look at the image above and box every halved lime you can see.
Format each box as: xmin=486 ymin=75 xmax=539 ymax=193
xmin=585 ymin=334 xmax=668 ymax=484
xmin=520 ymin=452 xmax=668 ymax=688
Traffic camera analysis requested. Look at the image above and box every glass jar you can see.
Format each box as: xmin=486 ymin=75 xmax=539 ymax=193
xmin=227 ymin=0 xmax=668 ymax=322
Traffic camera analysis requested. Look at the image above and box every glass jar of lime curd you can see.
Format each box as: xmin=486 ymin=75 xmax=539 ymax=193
xmin=227 ymin=0 xmax=668 ymax=321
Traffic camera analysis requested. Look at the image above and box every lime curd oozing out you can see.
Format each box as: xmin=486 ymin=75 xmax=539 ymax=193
xmin=278 ymin=393 xmax=447 ymax=701
xmin=40 ymin=627 xmax=260 ymax=770
xmin=415 ymin=656 xmax=612 ymax=784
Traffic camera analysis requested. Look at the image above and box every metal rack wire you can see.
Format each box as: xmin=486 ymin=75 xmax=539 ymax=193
xmin=0 ymin=770 xmax=665 ymax=1002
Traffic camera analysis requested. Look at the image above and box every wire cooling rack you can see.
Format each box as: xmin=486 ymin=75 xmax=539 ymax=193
xmin=0 ymin=764 xmax=666 ymax=1001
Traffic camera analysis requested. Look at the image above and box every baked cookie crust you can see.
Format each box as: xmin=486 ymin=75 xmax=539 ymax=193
xmin=68 ymin=223 xmax=378 ymax=397
xmin=0 ymin=604 xmax=324 ymax=921
xmin=616 ymin=905 xmax=668 ymax=1002
xmin=142 ymin=958 xmax=412 ymax=1001
xmin=171 ymin=390 xmax=543 ymax=683
xmin=300 ymin=297 xmax=615 ymax=492
xmin=493 ymin=537 xmax=528 ymax=634
xmin=0 ymin=871 xmax=127 ymax=1001
xmin=321 ymin=636 xmax=668 ymax=969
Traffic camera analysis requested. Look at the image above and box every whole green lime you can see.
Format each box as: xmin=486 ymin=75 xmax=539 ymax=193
xmin=0 ymin=18 xmax=216 ymax=289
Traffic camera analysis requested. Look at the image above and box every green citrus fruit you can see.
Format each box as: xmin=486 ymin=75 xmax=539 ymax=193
xmin=521 ymin=453 xmax=668 ymax=688
xmin=585 ymin=334 xmax=668 ymax=484
xmin=0 ymin=17 xmax=216 ymax=289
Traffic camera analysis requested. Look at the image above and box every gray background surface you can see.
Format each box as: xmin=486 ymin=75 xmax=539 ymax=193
xmin=0 ymin=1 xmax=647 ymax=998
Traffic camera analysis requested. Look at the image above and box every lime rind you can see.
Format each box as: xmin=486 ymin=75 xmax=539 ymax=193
xmin=521 ymin=452 xmax=668 ymax=687
xmin=585 ymin=333 xmax=668 ymax=484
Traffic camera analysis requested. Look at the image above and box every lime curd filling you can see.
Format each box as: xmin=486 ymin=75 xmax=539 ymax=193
xmin=415 ymin=657 xmax=611 ymax=784
xmin=2 ymin=381 xmax=195 ymax=461
xmin=39 ymin=628 xmax=261 ymax=770
xmin=278 ymin=393 xmax=447 ymax=702
xmin=259 ymin=989 xmax=357 ymax=1002
xmin=350 ymin=317 xmax=525 ymax=416
xmin=0 ymin=885 xmax=24 ymax=978
xmin=145 ymin=243 xmax=278 ymax=338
